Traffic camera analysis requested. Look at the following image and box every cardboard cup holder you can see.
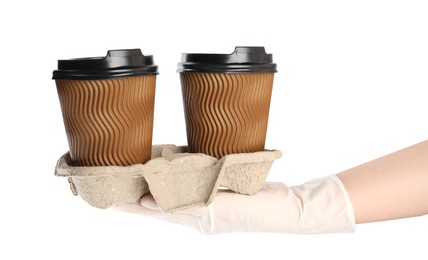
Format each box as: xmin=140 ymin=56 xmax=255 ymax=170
xmin=55 ymin=145 xmax=282 ymax=212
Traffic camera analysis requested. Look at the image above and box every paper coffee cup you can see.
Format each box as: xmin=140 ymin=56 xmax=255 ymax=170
xmin=53 ymin=49 xmax=158 ymax=166
xmin=177 ymin=46 xmax=277 ymax=158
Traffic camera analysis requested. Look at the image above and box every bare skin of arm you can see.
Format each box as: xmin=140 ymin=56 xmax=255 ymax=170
xmin=337 ymin=140 xmax=428 ymax=224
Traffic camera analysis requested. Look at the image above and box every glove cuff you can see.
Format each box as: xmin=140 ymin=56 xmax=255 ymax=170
xmin=290 ymin=175 xmax=356 ymax=234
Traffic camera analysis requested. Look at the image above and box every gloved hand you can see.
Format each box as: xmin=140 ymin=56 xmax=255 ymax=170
xmin=115 ymin=175 xmax=356 ymax=234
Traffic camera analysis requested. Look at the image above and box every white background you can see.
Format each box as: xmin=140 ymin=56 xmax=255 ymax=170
xmin=1 ymin=0 xmax=427 ymax=259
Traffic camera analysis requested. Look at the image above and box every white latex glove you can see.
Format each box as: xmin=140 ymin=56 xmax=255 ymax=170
xmin=117 ymin=175 xmax=356 ymax=234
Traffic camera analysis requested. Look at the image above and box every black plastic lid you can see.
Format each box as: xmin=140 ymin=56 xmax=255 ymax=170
xmin=52 ymin=49 xmax=158 ymax=80
xmin=177 ymin=46 xmax=277 ymax=73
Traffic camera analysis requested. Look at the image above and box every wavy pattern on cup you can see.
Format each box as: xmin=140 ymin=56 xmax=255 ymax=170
xmin=56 ymin=76 xmax=156 ymax=166
xmin=180 ymin=72 xmax=274 ymax=159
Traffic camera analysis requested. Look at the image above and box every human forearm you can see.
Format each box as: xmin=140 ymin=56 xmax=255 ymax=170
xmin=337 ymin=140 xmax=428 ymax=224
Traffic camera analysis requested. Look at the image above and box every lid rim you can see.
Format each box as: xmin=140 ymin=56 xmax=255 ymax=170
xmin=52 ymin=67 xmax=159 ymax=80
xmin=177 ymin=63 xmax=277 ymax=73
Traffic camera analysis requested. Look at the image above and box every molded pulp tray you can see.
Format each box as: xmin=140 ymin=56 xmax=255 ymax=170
xmin=55 ymin=145 xmax=282 ymax=212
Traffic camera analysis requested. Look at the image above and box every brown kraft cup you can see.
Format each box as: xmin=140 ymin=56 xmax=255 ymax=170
xmin=178 ymin=47 xmax=277 ymax=159
xmin=53 ymin=49 xmax=158 ymax=166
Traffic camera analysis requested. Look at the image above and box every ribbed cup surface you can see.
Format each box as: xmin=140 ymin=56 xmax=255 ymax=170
xmin=56 ymin=76 xmax=156 ymax=166
xmin=180 ymin=72 xmax=274 ymax=159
